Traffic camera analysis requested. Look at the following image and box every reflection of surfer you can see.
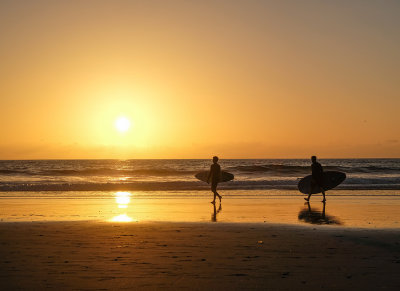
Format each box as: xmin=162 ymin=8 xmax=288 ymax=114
xmin=207 ymin=156 xmax=222 ymax=204
xmin=305 ymin=156 xmax=326 ymax=202
xmin=211 ymin=203 xmax=222 ymax=222
xmin=298 ymin=202 xmax=341 ymax=225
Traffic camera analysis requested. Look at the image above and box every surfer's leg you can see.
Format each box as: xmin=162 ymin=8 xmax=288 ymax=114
xmin=305 ymin=179 xmax=314 ymax=201
xmin=215 ymin=183 xmax=222 ymax=202
xmin=321 ymin=190 xmax=326 ymax=202
xmin=317 ymin=182 xmax=326 ymax=202
xmin=211 ymin=183 xmax=217 ymax=203
xmin=211 ymin=193 xmax=216 ymax=204
xmin=305 ymin=183 xmax=312 ymax=201
xmin=211 ymin=192 xmax=216 ymax=204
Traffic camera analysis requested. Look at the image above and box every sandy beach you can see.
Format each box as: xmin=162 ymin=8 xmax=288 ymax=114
xmin=0 ymin=221 xmax=399 ymax=290
xmin=1 ymin=194 xmax=400 ymax=290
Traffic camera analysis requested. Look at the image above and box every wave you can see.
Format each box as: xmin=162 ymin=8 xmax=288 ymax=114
xmin=0 ymin=168 xmax=197 ymax=177
xmin=1 ymin=178 xmax=400 ymax=191
xmin=227 ymin=164 xmax=400 ymax=174
xmin=0 ymin=170 xmax=27 ymax=174
xmin=1 ymin=164 xmax=400 ymax=177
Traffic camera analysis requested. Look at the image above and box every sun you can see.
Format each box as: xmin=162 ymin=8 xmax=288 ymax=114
xmin=115 ymin=116 xmax=131 ymax=132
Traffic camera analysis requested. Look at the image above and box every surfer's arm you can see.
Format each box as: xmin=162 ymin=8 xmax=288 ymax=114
xmin=207 ymin=166 xmax=212 ymax=183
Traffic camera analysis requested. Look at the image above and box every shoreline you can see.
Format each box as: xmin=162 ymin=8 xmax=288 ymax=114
xmin=1 ymin=189 xmax=399 ymax=197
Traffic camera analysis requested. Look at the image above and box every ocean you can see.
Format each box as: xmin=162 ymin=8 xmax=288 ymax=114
xmin=0 ymin=159 xmax=399 ymax=196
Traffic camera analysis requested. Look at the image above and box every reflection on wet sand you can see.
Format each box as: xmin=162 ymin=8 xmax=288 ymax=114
xmin=3 ymin=194 xmax=399 ymax=228
xmin=211 ymin=203 xmax=222 ymax=222
xmin=111 ymin=214 xmax=135 ymax=222
xmin=115 ymin=191 xmax=131 ymax=208
xmin=110 ymin=192 xmax=136 ymax=222
xmin=298 ymin=202 xmax=342 ymax=225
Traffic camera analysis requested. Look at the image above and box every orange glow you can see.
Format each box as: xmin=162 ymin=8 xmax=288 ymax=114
xmin=0 ymin=1 xmax=399 ymax=158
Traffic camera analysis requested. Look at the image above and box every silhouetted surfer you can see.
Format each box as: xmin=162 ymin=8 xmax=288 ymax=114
xmin=207 ymin=156 xmax=222 ymax=204
xmin=305 ymin=156 xmax=326 ymax=202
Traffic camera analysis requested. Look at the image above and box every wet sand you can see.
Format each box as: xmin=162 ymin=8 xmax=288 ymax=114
xmin=0 ymin=221 xmax=399 ymax=290
xmin=1 ymin=195 xmax=400 ymax=228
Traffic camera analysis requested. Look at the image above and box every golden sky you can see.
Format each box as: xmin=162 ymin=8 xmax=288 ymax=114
xmin=1 ymin=0 xmax=399 ymax=159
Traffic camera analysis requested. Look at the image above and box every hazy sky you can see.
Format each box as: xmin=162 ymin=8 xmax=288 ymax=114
xmin=1 ymin=0 xmax=399 ymax=159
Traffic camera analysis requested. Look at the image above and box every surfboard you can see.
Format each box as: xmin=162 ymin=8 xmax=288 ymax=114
xmin=298 ymin=171 xmax=346 ymax=194
xmin=195 ymin=171 xmax=234 ymax=183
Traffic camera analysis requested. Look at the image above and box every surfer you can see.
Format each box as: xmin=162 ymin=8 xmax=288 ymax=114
xmin=207 ymin=156 xmax=222 ymax=204
xmin=305 ymin=156 xmax=326 ymax=202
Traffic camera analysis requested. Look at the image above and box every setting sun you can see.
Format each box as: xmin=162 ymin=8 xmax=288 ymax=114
xmin=115 ymin=117 xmax=131 ymax=133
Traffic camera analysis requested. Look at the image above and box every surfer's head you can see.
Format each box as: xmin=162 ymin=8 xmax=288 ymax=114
xmin=311 ymin=156 xmax=317 ymax=163
xmin=213 ymin=156 xmax=219 ymax=163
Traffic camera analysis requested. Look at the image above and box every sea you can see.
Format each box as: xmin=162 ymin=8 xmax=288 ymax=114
xmin=0 ymin=159 xmax=399 ymax=198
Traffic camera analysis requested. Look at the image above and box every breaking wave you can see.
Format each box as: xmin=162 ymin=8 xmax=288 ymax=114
xmin=0 ymin=168 xmax=197 ymax=177
xmin=1 ymin=177 xmax=400 ymax=192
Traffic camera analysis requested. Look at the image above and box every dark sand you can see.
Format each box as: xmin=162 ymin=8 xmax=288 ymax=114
xmin=1 ymin=221 xmax=400 ymax=290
